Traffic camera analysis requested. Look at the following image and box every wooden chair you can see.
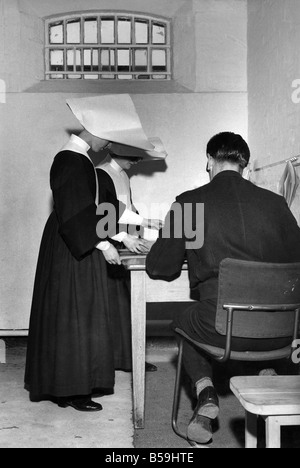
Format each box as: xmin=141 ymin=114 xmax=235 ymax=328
xmin=172 ymin=258 xmax=300 ymax=445
xmin=230 ymin=376 xmax=300 ymax=448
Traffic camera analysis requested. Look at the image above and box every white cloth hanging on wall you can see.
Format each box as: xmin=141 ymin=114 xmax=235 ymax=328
xmin=278 ymin=161 xmax=299 ymax=207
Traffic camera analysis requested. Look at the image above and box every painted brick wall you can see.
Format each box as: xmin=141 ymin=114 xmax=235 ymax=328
xmin=248 ymin=0 xmax=300 ymax=222
xmin=0 ymin=0 xmax=248 ymax=329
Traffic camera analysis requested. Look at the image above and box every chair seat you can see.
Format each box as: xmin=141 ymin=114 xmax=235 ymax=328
xmin=230 ymin=376 xmax=300 ymax=416
xmin=175 ymin=328 xmax=292 ymax=362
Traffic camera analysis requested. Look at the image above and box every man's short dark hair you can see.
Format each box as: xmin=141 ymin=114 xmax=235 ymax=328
xmin=207 ymin=132 xmax=250 ymax=169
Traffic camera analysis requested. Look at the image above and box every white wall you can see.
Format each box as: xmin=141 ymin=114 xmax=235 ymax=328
xmin=248 ymin=0 xmax=300 ymax=222
xmin=0 ymin=0 xmax=248 ymax=329
xmin=194 ymin=0 xmax=247 ymax=92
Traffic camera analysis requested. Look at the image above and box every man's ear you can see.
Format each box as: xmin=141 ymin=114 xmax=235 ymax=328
xmin=207 ymin=154 xmax=214 ymax=172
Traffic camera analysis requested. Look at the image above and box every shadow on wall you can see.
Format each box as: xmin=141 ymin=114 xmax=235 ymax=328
xmin=127 ymin=159 xmax=168 ymax=178
xmin=88 ymin=147 xmax=168 ymax=178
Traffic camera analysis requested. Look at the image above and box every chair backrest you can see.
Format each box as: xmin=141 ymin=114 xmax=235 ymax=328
xmin=216 ymin=258 xmax=300 ymax=338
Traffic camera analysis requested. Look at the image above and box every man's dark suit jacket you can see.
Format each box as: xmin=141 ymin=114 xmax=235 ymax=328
xmin=146 ymin=171 xmax=300 ymax=302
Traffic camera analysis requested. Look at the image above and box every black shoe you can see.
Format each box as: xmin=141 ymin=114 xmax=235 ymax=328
xmin=187 ymin=414 xmax=212 ymax=444
xmin=187 ymin=387 xmax=218 ymax=444
xmin=58 ymin=397 xmax=103 ymax=412
xmin=145 ymin=362 xmax=157 ymax=372
xmin=194 ymin=386 xmax=219 ymax=419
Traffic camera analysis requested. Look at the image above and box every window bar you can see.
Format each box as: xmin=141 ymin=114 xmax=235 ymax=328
xmin=79 ymin=17 xmax=82 ymax=45
xmin=93 ymin=48 xmax=98 ymax=73
xmin=73 ymin=47 xmax=76 ymax=74
xmin=167 ymin=47 xmax=171 ymax=80
xmin=63 ymin=19 xmax=67 ymax=78
xmin=166 ymin=19 xmax=171 ymax=45
xmin=132 ymin=47 xmax=136 ymax=78
xmin=150 ymin=20 xmax=153 ymax=45
xmin=150 ymin=46 xmax=153 ymax=80
xmin=79 ymin=48 xmax=83 ymax=76
xmin=132 ymin=16 xmax=135 ymax=45
xmin=133 ymin=22 xmax=137 ymax=78
xmin=148 ymin=45 xmax=152 ymax=77
xmin=109 ymin=48 xmax=112 ymax=73
xmin=63 ymin=18 xmax=67 ymax=44
xmin=111 ymin=48 xmax=116 ymax=73
xmin=114 ymin=16 xmax=117 ymax=45
xmin=45 ymin=45 xmax=50 ymax=80
xmin=100 ymin=15 xmax=102 ymax=44
xmin=63 ymin=48 xmax=68 ymax=79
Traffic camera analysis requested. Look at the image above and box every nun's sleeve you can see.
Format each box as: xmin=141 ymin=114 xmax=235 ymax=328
xmin=50 ymin=151 xmax=125 ymax=260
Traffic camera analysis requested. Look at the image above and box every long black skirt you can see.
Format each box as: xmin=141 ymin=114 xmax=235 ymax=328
xmin=25 ymin=212 xmax=115 ymax=398
xmin=106 ymin=264 xmax=132 ymax=371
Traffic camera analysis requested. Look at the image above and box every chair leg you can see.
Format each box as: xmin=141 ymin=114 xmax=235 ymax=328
xmin=265 ymin=417 xmax=281 ymax=449
xmin=171 ymin=337 xmax=188 ymax=441
xmin=245 ymin=411 xmax=258 ymax=448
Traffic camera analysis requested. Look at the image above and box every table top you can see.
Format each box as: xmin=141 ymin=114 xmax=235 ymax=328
xmin=230 ymin=376 xmax=300 ymax=416
xmin=119 ymin=250 xmax=148 ymax=270
xmin=119 ymin=249 xmax=188 ymax=271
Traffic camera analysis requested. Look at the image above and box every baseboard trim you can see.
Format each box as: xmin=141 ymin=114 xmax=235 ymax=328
xmin=146 ymin=346 xmax=178 ymax=363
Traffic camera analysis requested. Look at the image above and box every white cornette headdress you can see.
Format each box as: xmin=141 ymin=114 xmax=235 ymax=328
xmin=66 ymin=94 xmax=155 ymax=151
xmin=109 ymin=137 xmax=168 ymax=161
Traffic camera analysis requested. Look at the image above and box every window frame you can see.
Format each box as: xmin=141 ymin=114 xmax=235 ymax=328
xmin=45 ymin=12 xmax=172 ymax=81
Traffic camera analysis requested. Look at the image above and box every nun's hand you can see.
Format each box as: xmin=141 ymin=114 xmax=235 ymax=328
xmin=123 ymin=235 xmax=150 ymax=254
xmin=102 ymin=245 xmax=122 ymax=265
xmin=142 ymin=218 xmax=164 ymax=230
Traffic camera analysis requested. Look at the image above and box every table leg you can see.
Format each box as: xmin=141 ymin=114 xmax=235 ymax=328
xmin=131 ymin=270 xmax=146 ymax=429
xmin=265 ymin=416 xmax=281 ymax=449
xmin=0 ymin=339 xmax=6 ymax=363
xmin=245 ymin=411 xmax=258 ymax=448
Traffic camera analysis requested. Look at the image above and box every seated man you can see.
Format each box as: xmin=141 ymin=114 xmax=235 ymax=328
xmin=146 ymin=132 xmax=300 ymax=444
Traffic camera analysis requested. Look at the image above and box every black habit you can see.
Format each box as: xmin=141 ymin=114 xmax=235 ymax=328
xmin=96 ymin=168 xmax=133 ymax=371
xmin=25 ymin=150 xmax=124 ymax=398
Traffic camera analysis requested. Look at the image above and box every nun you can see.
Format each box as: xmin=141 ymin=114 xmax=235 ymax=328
xmin=96 ymin=139 xmax=167 ymax=372
xmin=25 ymin=95 xmax=159 ymax=412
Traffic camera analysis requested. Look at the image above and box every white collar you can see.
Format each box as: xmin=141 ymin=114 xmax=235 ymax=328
xmin=110 ymin=157 xmax=124 ymax=173
xmin=100 ymin=155 xmax=124 ymax=173
xmin=61 ymin=135 xmax=91 ymax=160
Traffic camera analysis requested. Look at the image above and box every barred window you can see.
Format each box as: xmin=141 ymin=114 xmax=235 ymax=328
xmin=45 ymin=13 xmax=171 ymax=81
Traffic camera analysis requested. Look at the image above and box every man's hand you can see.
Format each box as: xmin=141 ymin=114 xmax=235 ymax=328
xmin=123 ymin=235 xmax=150 ymax=254
xmin=102 ymin=244 xmax=121 ymax=265
xmin=142 ymin=218 xmax=164 ymax=230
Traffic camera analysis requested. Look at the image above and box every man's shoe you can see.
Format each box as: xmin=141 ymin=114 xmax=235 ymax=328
xmin=145 ymin=362 xmax=157 ymax=372
xmin=194 ymin=386 xmax=219 ymax=419
xmin=187 ymin=415 xmax=212 ymax=444
xmin=58 ymin=398 xmax=103 ymax=412
xmin=259 ymin=368 xmax=278 ymax=376
xmin=186 ymin=387 xmax=218 ymax=444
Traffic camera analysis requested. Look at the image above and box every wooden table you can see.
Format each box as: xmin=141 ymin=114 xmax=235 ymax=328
xmin=120 ymin=252 xmax=194 ymax=429
xmin=230 ymin=376 xmax=300 ymax=448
